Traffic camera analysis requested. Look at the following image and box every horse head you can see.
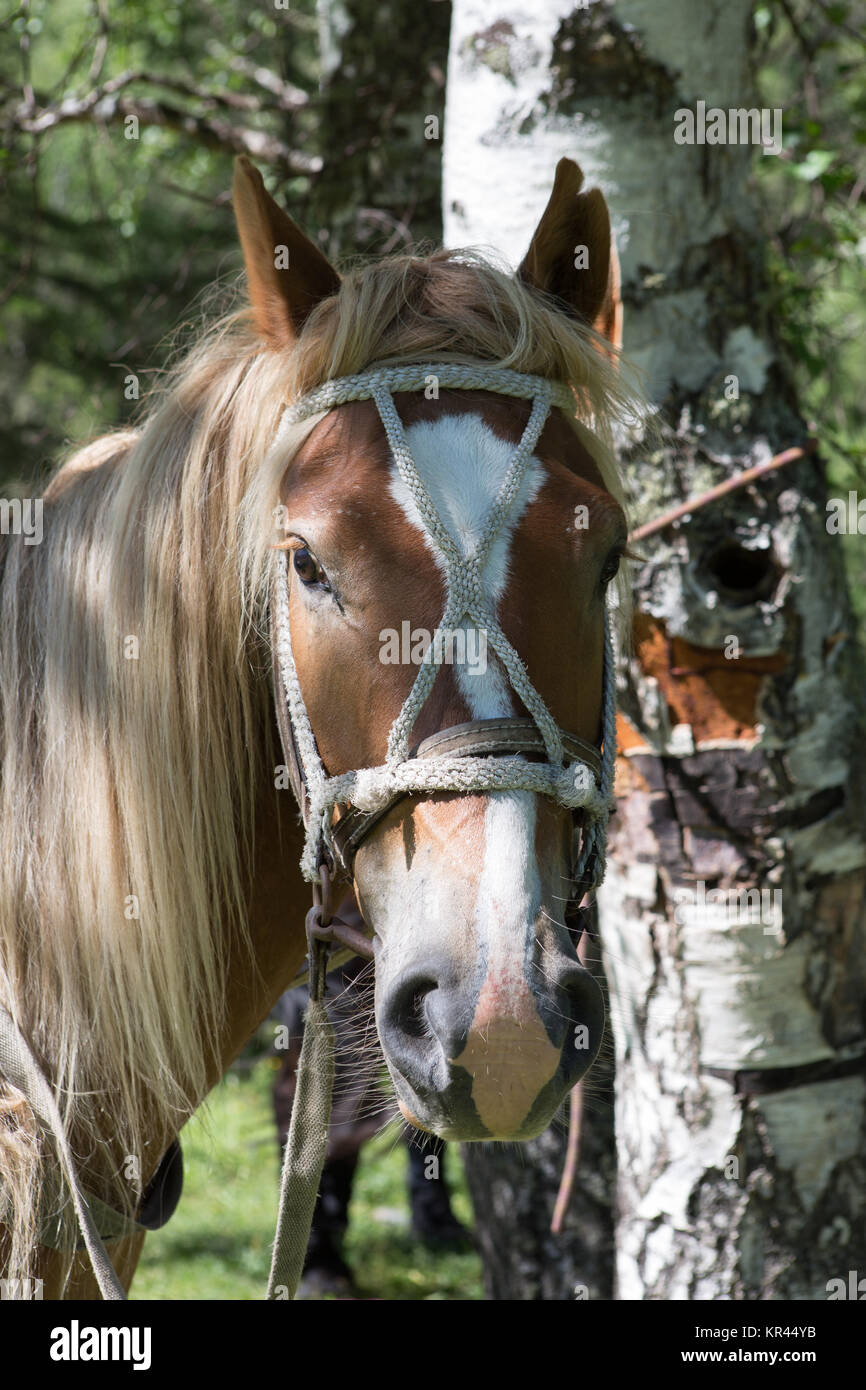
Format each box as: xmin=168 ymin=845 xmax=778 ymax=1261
xmin=235 ymin=157 xmax=628 ymax=1142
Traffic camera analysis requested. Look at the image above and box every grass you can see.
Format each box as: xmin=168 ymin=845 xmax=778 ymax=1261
xmin=130 ymin=1052 xmax=483 ymax=1301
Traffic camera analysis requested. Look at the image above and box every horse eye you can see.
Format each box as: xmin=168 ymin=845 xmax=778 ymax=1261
xmin=293 ymin=546 xmax=327 ymax=588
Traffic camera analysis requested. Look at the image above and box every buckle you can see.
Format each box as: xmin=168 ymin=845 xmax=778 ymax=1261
xmin=306 ymin=861 xmax=375 ymax=1000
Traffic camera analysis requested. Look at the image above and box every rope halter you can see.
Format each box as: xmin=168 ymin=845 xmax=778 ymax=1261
xmin=271 ymin=362 xmax=617 ymax=890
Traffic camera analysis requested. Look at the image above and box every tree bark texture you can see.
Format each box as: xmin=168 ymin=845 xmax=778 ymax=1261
xmin=444 ymin=0 xmax=866 ymax=1300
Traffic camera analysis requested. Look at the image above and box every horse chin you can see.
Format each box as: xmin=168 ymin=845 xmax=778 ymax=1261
xmin=388 ymin=1053 xmax=577 ymax=1143
xmin=397 ymin=1097 xmax=560 ymax=1144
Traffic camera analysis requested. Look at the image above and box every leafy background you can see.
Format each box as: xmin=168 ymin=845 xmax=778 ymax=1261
xmin=754 ymin=1 xmax=866 ymax=620
xmin=2 ymin=1 xmax=862 ymax=586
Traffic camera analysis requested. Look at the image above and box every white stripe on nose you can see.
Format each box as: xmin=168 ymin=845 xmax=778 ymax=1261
xmin=391 ymin=413 xmax=544 ymax=720
xmin=390 ymin=417 xmax=557 ymax=1132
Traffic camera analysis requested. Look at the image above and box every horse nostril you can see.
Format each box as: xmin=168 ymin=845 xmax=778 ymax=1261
xmin=386 ymin=974 xmax=438 ymax=1041
xmin=407 ymin=985 xmax=433 ymax=1039
xmin=555 ymin=964 xmax=605 ymax=1066
xmin=378 ymin=966 xmax=455 ymax=1102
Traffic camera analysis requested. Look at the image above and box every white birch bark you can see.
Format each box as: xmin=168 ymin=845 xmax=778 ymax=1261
xmin=444 ymin=0 xmax=866 ymax=1300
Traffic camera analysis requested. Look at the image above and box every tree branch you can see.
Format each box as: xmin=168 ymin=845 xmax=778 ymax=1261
xmin=224 ymin=57 xmax=311 ymax=112
xmin=11 ymin=87 xmax=321 ymax=175
xmin=629 ymin=439 xmax=819 ymax=543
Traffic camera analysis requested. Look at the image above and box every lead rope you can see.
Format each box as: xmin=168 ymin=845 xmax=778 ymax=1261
xmin=266 ymin=993 xmax=334 ymax=1300
xmin=266 ymin=896 xmax=335 ymax=1300
xmin=0 ymin=1007 xmax=128 ymax=1300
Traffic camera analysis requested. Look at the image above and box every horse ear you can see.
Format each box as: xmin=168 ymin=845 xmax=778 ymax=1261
xmin=518 ymin=158 xmax=620 ymax=347
xmin=232 ymin=156 xmax=340 ymax=348
xmin=595 ymin=237 xmax=623 ymax=353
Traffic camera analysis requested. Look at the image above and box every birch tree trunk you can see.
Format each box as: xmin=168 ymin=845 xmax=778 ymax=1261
xmin=444 ymin=0 xmax=866 ymax=1300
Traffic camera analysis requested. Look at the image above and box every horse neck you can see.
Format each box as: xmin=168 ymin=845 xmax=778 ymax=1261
xmin=213 ymin=781 xmax=309 ymax=1089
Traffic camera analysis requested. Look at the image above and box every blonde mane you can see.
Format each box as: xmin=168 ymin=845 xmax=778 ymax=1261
xmin=0 ymin=247 xmax=638 ymax=1287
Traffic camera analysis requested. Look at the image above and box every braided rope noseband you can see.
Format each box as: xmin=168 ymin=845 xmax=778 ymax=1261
xmin=272 ymin=362 xmax=617 ymax=890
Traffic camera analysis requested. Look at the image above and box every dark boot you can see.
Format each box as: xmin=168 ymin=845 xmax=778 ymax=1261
xmin=407 ymin=1138 xmax=473 ymax=1249
xmin=295 ymin=1154 xmax=359 ymax=1299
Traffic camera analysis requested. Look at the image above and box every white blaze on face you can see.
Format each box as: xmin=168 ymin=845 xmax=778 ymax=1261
xmin=387 ymin=415 xmax=560 ymax=1132
xmin=392 ymin=413 xmax=543 ymax=715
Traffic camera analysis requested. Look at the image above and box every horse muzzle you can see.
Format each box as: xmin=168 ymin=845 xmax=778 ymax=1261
xmin=376 ymin=942 xmax=604 ymax=1140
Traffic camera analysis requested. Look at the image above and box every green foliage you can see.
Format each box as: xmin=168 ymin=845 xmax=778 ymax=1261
xmin=755 ymin=1 xmax=866 ymax=618
xmin=0 ymin=0 xmax=321 ymax=483
xmin=0 ymin=0 xmax=450 ymax=484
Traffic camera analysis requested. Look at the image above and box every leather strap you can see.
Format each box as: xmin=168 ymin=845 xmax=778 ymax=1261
xmin=137 ymin=1138 xmax=184 ymax=1232
xmin=412 ymin=717 xmax=602 ymax=779
xmin=37 ymin=1137 xmax=184 ymax=1251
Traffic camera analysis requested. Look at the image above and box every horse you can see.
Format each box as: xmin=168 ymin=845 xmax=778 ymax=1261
xmin=0 ymin=154 xmax=635 ymax=1299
